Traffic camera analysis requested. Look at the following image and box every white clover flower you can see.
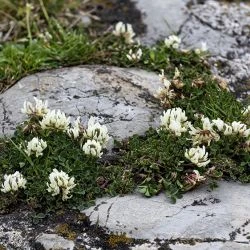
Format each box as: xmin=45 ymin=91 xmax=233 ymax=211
xmin=21 ymin=97 xmax=49 ymax=117
xmin=67 ymin=117 xmax=81 ymax=139
xmin=189 ymin=117 xmax=220 ymax=146
xmin=126 ymin=48 xmax=142 ymax=61
xmin=1 ymin=171 xmax=27 ymax=193
xmin=185 ymin=146 xmax=210 ymax=168
xmin=24 ymin=137 xmax=47 ymax=157
xmin=231 ymin=121 xmax=248 ymax=135
xmin=113 ymin=22 xmax=135 ymax=44
xmin=83 ymin=117 xmax=110 ymax=146
xmin=195 ymin=42 xmax=208 ymax=55
xmin=242 ymin=105 xmax=250 ymax=116
xmin=212 ymin=118 xmax=225 ymax=131
xmin=82 ymin=139 xmax=103 ymax=158
xmin=224 ymin=124 xmax=233 ymax=135
xmin=164 ymin=35 xmax=181 ymax=49
xmin=47 ymin=169 xmax=76 ymax=201
xmin=160 ymin=108 xmax=189 ymax=136
xmin=40 ymin=110 xmax=70 ymax=131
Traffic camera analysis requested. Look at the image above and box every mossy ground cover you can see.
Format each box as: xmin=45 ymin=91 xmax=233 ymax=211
xmin=0 ymin=0 xmax=249 ymax=214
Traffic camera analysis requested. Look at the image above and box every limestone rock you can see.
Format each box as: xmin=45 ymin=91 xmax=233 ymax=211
xmin=0 ymin=66 xmax=162 ymax=139
xmin=83 ymin=181 xmax=250 ymax=243
xmin=135 ymin=0 xmax=250 ymax=99
xmin=35 ymin=233 xmax=75 ymax=250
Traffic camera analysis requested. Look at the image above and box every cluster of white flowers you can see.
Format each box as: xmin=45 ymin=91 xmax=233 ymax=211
xmin=126 ymin=48 xmax=142 ymax=61
xmin=47 ymin=169 xmax=76 ymax=201
xmin=164 ymin=35 xmax=181 ymax=49
xmin=24 ymin=137 xmax=47 ymax=157
xmin=83 ymin=116 xmax=110 ymax=146
xmin=82 ymin=139 xmax=103 ymax=158
xmin=113 ymin=22 xmax=135 ymax=44
xmin=160 ymin=108 xmax=189 ymax=136
xmin=189 ymin=117 xmax=220 ymax=146
xmin=195 ymin=42 xmax=208 ymax=55
xmin=21 ymin=97 xmax=49 ymax=117
xmin=67 ymin=117 xmax=81 ymax=139
xmin=212 ymin=119 xmax=249 ymax=137
xmin=185 ymin=146 xmax=210 ymax=167
xmin=1 ymin=171 xmax=27 ymax=193
xmin=40 ymin=110 xmax=70 ymax=131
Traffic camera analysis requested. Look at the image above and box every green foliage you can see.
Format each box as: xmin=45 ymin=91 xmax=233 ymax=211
xmin=0 ymin=121 xmax=132 ymax=211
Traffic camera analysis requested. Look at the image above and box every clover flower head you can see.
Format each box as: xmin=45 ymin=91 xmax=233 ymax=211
xmin=189 ymin=117 xmax=220 ymax=146
xmin=24 ymin=137 xmax=47 ymax=157
xmin=212 ymin=118 xmax=225 ymax=131
xmin=231 ymin=121 xmax=248 ymax=135
xmin=164 ymin=35 xmax=181 ymax=49
xmin=83 ymin=117 xmax=110 ymax=146
xmin=67 ymin=117 xmax=81 ymax=139
xmin=21 ymin=97 xmax=49 ymax=117
xmin=47 ymin=169 xmax=76 ymax=201
xmin=126 ymin=48 xmax=142 ymax=61
xmin=113 ymin=22 xmax=135 ymax=44
xmin=185 ymin=145 xmax=210 ymax=168
xmin=40 ymin=109 xmax=70 ymax=131
xmin=160 ymin=108 xmax=189 ymax=136
xmin=1 ymin=171 xmax=27 ymax=193
xmin=82 ymin=139 xmax=103 ymax=158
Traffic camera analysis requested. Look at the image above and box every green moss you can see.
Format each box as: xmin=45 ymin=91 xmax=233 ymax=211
xmin=55 ymin=223 xmax=77 ymax=240
xmin=107 ymin=233 xmax=133 ymax=248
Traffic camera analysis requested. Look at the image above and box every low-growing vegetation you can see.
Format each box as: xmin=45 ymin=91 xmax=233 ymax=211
xmin=0 ymin=1 xmax=249 ymax=213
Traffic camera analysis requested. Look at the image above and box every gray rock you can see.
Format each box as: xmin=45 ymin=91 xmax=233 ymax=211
xmin=35 ymin=233 xmax=75 ymax=250
xmin=170 ymin=242 xmax=250 ymax=250
xmin=83 ymin=181 xmax=250 ymax=243
xmin=0 ymin=65 xmax=162 ymax=139
xmin=135 ymin=0 xmax=189 ymax=44
xmin=135 ymin=0 xmax=250 ymax=99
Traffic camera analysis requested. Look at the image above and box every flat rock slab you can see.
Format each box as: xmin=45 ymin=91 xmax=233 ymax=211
xmin=84 ymin=181 xmax=250 ymax=245
xmin=0 ymin=65 xmax=161 ymax=139
xmin=135 ymin=0 xmax=250 ymax=99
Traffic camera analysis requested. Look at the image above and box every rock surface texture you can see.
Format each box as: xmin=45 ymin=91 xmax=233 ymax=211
xmin=84 ymin=181 xmax=250 ymax=245
xmin=135 ymin=0 xmax=250 ymax=100
xmin=0 ymin=65 xmax=161 ymax=139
